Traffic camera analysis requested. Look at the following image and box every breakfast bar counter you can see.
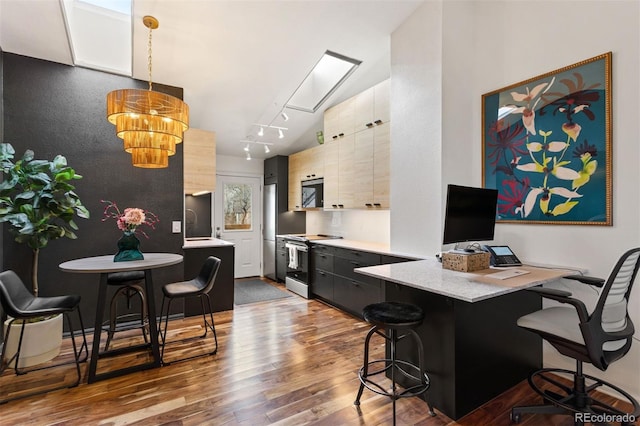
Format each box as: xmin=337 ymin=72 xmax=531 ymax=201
xmin=353 ymin=258 xmax=572 ymax=420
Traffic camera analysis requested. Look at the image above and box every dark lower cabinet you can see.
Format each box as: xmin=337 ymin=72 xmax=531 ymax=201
xmin=333 ymin=275 xmax=381 ymax=316
xmin=312 ymin=268 xmax=334 ymax=300
xmin=385 ymin=281 xmax=542 ymax=420
xmin=276 ymin=237 xmax=287 ymax=282
xmin=183 ymin=244 xmax=235 ymax=315
xmin=311 ymin=244 xmax=409 ymax=318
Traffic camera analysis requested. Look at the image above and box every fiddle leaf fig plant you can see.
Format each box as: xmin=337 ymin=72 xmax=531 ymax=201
xmin=0 ymin=143 xmax=90 ymax=296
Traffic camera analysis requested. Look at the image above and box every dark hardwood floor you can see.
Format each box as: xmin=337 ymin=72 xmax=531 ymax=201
xmin=0 ymin=279 xmax=635 ymax=425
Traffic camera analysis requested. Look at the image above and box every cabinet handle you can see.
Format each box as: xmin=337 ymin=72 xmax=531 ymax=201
xmin=366 ymin=122 xmax=374 ymax=127
xmin=338 ymin=204 xmax=344 ymax=208
xmin=365 ymin=203 xmax=372 ymax=207
xmin=350 ymin=261 xmax=360 ymax=266
xmin=320 ymin=254 xmax=326 ymax=258
xmin=319 ymin=271 xmax=326 ymax=276
xmin=352 ymin=281 xmax=360 ymax=287
xmin=338 ymin=132 xmax=344 ymax=137
xmin=332 ymin=204 xmax=338 ymax=208
xmin=374 ymin=119 xmax=383 ymax=125
xmin=332 ymin=135 xmax=338 ymax=139
xmin=311 ymin=174 xmax=315 ymax=177
xmin=373 ymin=203 xmax=381 ymax=207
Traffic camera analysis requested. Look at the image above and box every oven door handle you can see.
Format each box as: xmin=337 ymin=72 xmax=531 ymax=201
xmin=285 ymin=243 xmax=308 ymax=252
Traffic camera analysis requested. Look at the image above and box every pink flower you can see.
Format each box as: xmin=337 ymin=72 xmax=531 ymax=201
xmin=123 ymin=208 xmax=146 ymax=226
xmin=101 ymin=200 xmax=159 ymax=238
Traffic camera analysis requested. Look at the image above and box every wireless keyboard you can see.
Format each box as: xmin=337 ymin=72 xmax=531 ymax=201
xmin=486 ymin=268 xmax=530 ymax=280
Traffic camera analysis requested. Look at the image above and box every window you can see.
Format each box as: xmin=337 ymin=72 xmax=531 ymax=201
xmin=223 ymin=183 xmax=252 ymax=230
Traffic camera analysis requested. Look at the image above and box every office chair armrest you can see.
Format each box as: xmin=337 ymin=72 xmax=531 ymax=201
xmin=526 ymin=286 xmax=590 ymax=322
xmin=526 ymin=286 xmax=571 ymax=298
xmin=563 ymin=274 xmax=605 ymax=288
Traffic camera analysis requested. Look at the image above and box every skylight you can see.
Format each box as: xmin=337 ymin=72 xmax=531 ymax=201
xmin=285 ymin=50 xmax=362 ymax=113
xmin=61 ymin=0 xmax=132 ymax=76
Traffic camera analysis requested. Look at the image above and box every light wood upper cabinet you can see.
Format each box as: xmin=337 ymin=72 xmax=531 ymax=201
xmin=288 ymin=145 xmax=325 ymax=210
xmin=354 ymin=79 xmax=390 ymax=133
xmin=300 ymin=77 xmax=392 ymax=210
xmin=353 ymin=122 xmax=390 ymax=208
xmin=337 ymin=134 xmax=355 ymax=208
xmin=372 ymin=122 xmax=390 ymax=208
xmin=324 ymin=97 xmax=355 ymax=142
xmin=184 ymin=128 xmax=216 ymax=195
xmin=323 ymin=140 xmax=340 ymax=208
xmin=288 ymin=150 xmax=303 ymax=210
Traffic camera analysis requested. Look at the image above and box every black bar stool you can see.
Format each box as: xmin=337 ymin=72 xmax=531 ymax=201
xmin=103 ymin=271 xmax=149 ymax=351
xmin=354 ymin=301 xmax=435 ymax=425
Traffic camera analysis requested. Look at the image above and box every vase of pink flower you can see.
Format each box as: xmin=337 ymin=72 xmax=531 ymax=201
xmin=101 ymin=200 xmax=159 ymax=262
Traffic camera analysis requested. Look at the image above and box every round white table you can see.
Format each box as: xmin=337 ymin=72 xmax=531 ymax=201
xmin=60 ymin=253 xmax=183 ymax=383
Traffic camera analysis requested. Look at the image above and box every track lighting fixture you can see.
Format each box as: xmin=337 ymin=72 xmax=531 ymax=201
xmin=239 ymin=140 xmax=274 ymax=155
xmin=258 ymin=126 xmax=264 ymax=137
xmin=281 ymin=111 xmax=289 ymax=121
xmin=278 ymin=129 xmax=284 ymax=139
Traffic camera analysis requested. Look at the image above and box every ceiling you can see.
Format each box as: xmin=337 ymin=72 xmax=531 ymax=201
xmin=0 ymin=0 xmax=423 ymax=159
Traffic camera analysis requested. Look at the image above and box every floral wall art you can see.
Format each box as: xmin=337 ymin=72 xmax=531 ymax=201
xmin=482 ymin=52 xmax=612 ymax=225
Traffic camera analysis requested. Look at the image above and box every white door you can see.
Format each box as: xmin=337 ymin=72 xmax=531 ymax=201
xmin=214 ymin=175 xmax=262 ymax=278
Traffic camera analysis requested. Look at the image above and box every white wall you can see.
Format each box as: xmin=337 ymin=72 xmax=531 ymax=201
xmin=217 ymin=154 xmax=264 ymax=176
xmin=306 ymin=210 xmax=390 ymax=243
xmin=389 ymin=0 xmax=443 ymax=258
xmin=392 ymin=0 xmax=640 ymax=400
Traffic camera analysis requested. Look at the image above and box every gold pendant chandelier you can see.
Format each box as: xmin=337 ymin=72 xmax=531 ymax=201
xmin=107 ymin=16 xmax=189 ymax=168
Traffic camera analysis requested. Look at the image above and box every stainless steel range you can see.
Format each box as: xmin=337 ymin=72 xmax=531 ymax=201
xmin=284 ymin=234 xmax=341 ymax=298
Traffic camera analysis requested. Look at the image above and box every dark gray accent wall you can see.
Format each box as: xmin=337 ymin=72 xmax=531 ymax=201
xmin=1 ymin=50 xmax=4 ymax=272
xmin=2 ymin=53 xmax=184 ymax=328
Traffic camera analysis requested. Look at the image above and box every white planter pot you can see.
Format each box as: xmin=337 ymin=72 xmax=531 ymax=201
xmin=3 ymin=314 xmax=63 ymax=368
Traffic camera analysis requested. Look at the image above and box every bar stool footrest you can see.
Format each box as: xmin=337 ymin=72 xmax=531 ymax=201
xmin=358 ymin=358 xmax=431 ymax=399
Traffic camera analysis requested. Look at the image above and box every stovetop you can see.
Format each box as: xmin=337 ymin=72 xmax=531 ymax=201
xmin=283 ymin=234 xmax=342 ymax=242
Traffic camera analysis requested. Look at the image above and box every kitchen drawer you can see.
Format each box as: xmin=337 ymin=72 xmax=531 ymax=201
xmin=311 ymin=244 xmax=335 ymax=255
xmin=333 ymin=247 xmax=381 ymax=265
xmin=313 ymin=252 xmax=334 ymax=272
xmin=312 ymin=269 xmax=334 ymax=300
xmin=276 ymin=238 xmax=287 ymax=251
xmin=333 ymin=275 xmax=381 ymax=317
xmin=334 ymin=256 xmax=380 ymax=286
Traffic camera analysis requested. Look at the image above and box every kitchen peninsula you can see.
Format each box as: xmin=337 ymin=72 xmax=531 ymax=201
xmin=354 ymin=258 xmax=572 ymax=420
xmin=183 ymin=238 xmax=235 ymax=313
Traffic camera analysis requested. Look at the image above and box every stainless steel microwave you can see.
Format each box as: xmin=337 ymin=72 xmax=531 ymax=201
xmin=301 ymin=178 xmax=323 ymax=208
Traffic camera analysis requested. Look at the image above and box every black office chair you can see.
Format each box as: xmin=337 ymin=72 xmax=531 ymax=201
xmin=0 ymin=270 xmax=88 ymax=404
xmin=158 ymin=256 xmax=220 ymax=365
xmin=511 ymin=248 xmax=640 ymax=425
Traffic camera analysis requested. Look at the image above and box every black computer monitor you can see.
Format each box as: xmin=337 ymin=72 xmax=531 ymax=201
xmin=442 ymin=184 xmax=498 ymax=246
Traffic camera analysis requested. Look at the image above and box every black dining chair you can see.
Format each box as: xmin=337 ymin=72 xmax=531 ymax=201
xmin=158 ymin=256 xmax=220 ymax=364
xmin=0 ymin=270 xmax=88 ymax=404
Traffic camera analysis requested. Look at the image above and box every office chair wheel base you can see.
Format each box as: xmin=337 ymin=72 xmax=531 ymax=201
xmin=515 ymin=367 xmax=640 ymax=421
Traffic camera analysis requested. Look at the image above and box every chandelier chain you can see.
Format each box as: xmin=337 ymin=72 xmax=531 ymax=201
xmin=147 ymin=24 xmax=153 ymax=91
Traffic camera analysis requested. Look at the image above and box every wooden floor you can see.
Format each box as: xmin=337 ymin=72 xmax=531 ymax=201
xmin=0 ymin=279 xmax=635 ymax=425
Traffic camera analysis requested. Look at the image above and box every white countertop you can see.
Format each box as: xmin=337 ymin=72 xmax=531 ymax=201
xmin=355 ymin=258 xmax=573 ymax=303
xmin=182 ymin=238 xmax=234 ymax=249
